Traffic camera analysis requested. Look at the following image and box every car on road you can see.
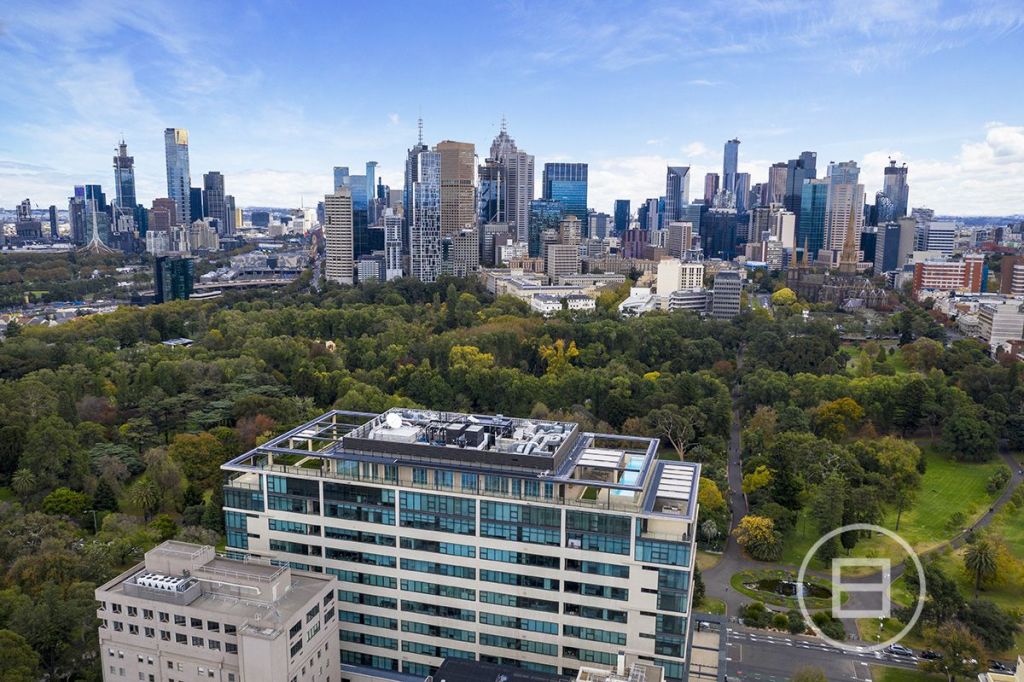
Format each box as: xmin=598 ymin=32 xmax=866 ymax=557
xmin=990 ymin=661 xmax=1013 ymax=673
xmin=886 ymin=644 xmax=915 ymax=657
xmin=919 ymin=650 xmax=942 ymax=660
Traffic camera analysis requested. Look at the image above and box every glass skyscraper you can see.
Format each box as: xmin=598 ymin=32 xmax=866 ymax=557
xmin=798 ymin=178 xmax=829 ymax=261
xmin=112 ymin=139 xmax=136 ymax=213
xmin=164 ymin=128 xmax=191 ymax=227
xmin=664 ymin=167 xmax=690 ymax=222
xmin=410 ymin=150 xmax=441 ymax=281
xmin=613 ymin=199 xmax=630 ymax=234
xmin=784 ymin=151 xmax=817 ymax=231
xmin=542 ymin=163 xmax=587 ymax=235
xmin=723 ymin=139 xmax=740 ymax=196
xmin=528 ymin=199 xmax=564 ymax=257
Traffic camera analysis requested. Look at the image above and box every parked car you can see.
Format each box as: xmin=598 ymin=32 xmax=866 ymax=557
xmin=920 ymin=650 xmax=942 ymax=660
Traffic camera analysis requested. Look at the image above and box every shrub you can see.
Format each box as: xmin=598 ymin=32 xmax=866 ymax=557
xmin=772 ymin=613 xmax=789 ymax=630
xmin=786 ymin=609 xmax=806 ymax=634
xmin=812 ymin=611 xmax=846 ymax=640
xmin=986 ymin=465 xmax=1012 ymax=494
xmin=740 ymin=602 xmax=772 ymax=629
xmin=946 ymin=510 xmax=967 ymax=532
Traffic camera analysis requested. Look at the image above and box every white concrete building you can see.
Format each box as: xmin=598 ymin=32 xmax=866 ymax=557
xmin=531 ymin=294 xmax=564 ymax=316
xmin=979 ymin=301 xmax=1024 ymax=352
xmin=655 ymin=259 xmax=704 ymax=297
xmin=324 ymin=187 xmax=354 ymax=285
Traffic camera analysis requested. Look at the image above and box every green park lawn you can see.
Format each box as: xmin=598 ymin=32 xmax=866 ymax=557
xmin=870 ymin=666 xmax=943 ymax=682
xmin=696 ymin=596 xmax=726 ymax=615
xmin=782 ymin=449 xmax=1001 ymax=569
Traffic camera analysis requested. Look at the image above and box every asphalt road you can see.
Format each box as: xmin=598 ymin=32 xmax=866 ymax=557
xmin=725 ymin=627 xmax=920 ymax=682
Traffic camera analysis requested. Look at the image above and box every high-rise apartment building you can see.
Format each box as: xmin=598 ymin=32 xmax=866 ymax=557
xmin=436 ymin=141 xmax=476 ymax=237
xmin=783 ymin=151 xmax=817 ymax=231
xmin=486 ymin=122 xmax=535 ymax=242
xmin=190 ymin=188 xmax=204 ymax=228
xmin=154 ymin=256 xmax=194 ymax=303
xmin=613 ymin=200 xmax=631 ymax=234
xmin=113 ymin=138 xmax=137 ymax=216
xmin=734 ymin=173 xmax=751 ymax=214
xmin=69 ymin=187 xmax=88 ymax=244
xmin=882 ymin=159 xmax=910 ymax=219
xmin=722 ymin=139 xmax=740 ymax=196
xmin=94 ymin=541 xmax=340 ymax=682
xmin=164 ymin=128 xmax=191 ymax=227
xmin=49 ymin=204 xmax=58 ymax=239
xmin=224 ymin=195 xmax=237 ymax=235
xmin=202 ymin=172 xmax=227 ymax=234
xmin=324 ymin=187 xmax=354 ymax=285
xmin=748 ymin=204 xmax=796 ymax=249
xmin=220 ymin=408 xmax=700 ymax=682
xmin=665 ymin=221 xmax=694 ymax=258
xmin=410 ymin=150 xmax=442 ymax=282
xmin=382 ymin=209 xmax=403 ymax=281
xmin=664 ymin=167 xmax=691 ymax=222
xmin=823 ymin=161 xmax=865 ymax=257
xmin=404 ymin=125 xmax=430 ymax=251
xmin=543 ymin=163 xmax=588 ymax=234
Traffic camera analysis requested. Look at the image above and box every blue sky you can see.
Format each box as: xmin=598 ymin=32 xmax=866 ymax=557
xmin=2 ymin=0 xmax=1023 ymax=215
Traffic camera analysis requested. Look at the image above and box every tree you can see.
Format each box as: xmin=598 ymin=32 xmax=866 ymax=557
xmin=942 ymin=413 xmax=996 ymax=462
xmin=646 ymin=405 xmax=701 ymax=459
xmin=732 ymin=515 xmax=783 ymax=561
xmin=809 ymin=471 xmax=847 ymax=561
xmin=127 ymin=477 xmax=160 ymax=520
xmin=742 ymin=465 xmax=773 ymax=495
xmin=961 ymin=599 xmax=1020 ymax=652
xmin=41 ymin=487 xmax=91 ymax=517
xmin=92 ymin=477 xmax=119 ymax=513
xmin=538 ymin=339 xmax=579 ymax=375
xmin=0 ymin=629 xmax=40 ymax=681
xmin=813 ymin=397 xmax=864 ymax=441
xmin=871 ymin=437 xmax=922 ymax=531
xmin=770 ymin=288 xmax=798 ymax=307
xmin=963 ymin=537 xmax=999 ymax=598
xmin=168 ymin=432 xmax=226 ymax=491
xmin=19 ymin=415 xmax=86 ymax=492
xmin=10 ymin=469 xmax=37 ymax=500
xmin=922 ymin=623 xmax=984 ymax=682
xmin=700 ymin=519 xmax=720 ymax=545
xmin=697 ymin=477 xmax=726 ymax=512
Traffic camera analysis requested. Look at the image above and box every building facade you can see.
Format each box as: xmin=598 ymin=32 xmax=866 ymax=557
xmin=202 ymin=172 xmax=227 ymax=234
xmin=711 ymin=270 xmax=741 ymax=319
xmin=221 ymin=409 xmax=700 ymax=682
xmin=410 ymin=150 xmax=442 ymax=282
xmin=436 ymin=141 xmax=476 ymax=237
xmin=487 ymin=123 xmax=535 ymax=242
xmin=164 ymin=128 xmax=192 ymax=227
xmin=95 ymin=541 xmax=339 ymax=682
xmin=664 ymin=167 xmax=691 ymax=223
xmin=113 ymin=139 xmax=137 ymax=215
xmin=324 ymin=187 xmax=355 ymax=285
xmin=912 ymin=254 xmax=986 ymax=296
xmin=543 ymin=163 xmax=588 ymax=235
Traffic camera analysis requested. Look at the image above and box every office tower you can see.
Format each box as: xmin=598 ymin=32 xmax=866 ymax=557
xmin=154 ymin=256 xmax=194 ymax=303
xmin=150 ymin=198 xmax=177 ymax=231
xmin=164 ymin=128 xmax=191 ymax=227
xmin=882 ymin=159 xmax=910 ymax=218
xmin=712 ymin=270 xmax=742 ymax=319
xmin=748 ymin=205 xmax=796 ymax=249
xmin=656 ymin=258 xmax=704 ymax=295
xmin=734 ymin=172 xmax=751 ymax=214
xmin=527 ymin=199 xmax=564 ymax=258
xmin=639 ymin=197 xmax=660 ymax=231
xmin=410 ymin=149 xmax=442 ymax=282
xmin=189 ymin=187 xmax=204 ymax=226
xmin=486 ymin=120 xmax=535 ymax=242
xmin=382 ymin=209 xmax=403 ymax=280
xmin=336 ymin=165 xmax=380 ymax=257
xmin=823 ymin=161 xmax=865 ymax=255
xmin=112 ymin=138 xmax=137 ymax=215
xmin=324 ymin=187 xmax=355 ymax=285
xmin=918 ymin=221 xmax=957 ymax=255
xmin=221 ymin=407 xmax=701 ymax=681
xmin=477 ymin=160 xmax=504 ymax=226
xmin=404 ymin=122 xmax=430 ymax=250
xmin=767 ymin=162 xmax=788 ymax=206
xmin=441 ymin=228 xmax=480 ymax=277
xmin=703 ymin=173 xmax=719 ymax=206
xmin=202 ymin=172 xmax=227 ymax=234
xmin=665 ymin=221 xmax=694 ymax=257
xmin=798 ymin=179 xmax=828 ymax=262
xmin=722 ymin=139 xmax=740 ymax=195
xmin=999 ymin=254 xmax=1024 ymax=296
xmin=12 ymin=199 xmax=42 ymax=242
xmin=95 ymin=541 xmax=340 ymax=682
xmin=664 ymin=167 xmax=691 ymax=222
xmin=333 ymin=166 xmax=350 ymax=192
xmin=365 ymin=161 xmax=378 ymax=225
xmin=542 ymin=163 xmax=588 ymax=235
xmin=69 ymin=188 xmax=88 ymax=244
xmin=783 ymin=151 xmax=817 ymax=230
xmin=48 ymin=205 xmax=58 ymax=239
xmin=859 ymin=227 xmax=877 ymax=265
xmin=613 ymin=199 xmax=630 ymax=234
xmin=874 ymin=192 xmax=896 ymax=225
xmin=436 ymin=141 xmax=476 ymax=237
xmin=701 ymin=209 xmax=739 ymax=260
xmin=16 ymin=197 xmax=31 ymax=223
xmin=479 ymin=222 xmax=509 ymax=266
xmin=749 ymin=183 xmax=767 ymax=211
xmin=588 ymin=211 xmax=610 ymax=240
xmin=224 ymin=195 xmax=236 ymax=235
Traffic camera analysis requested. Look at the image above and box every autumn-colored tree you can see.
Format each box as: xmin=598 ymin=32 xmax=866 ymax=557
xmin=697 ymin=477 xmax=726 ymax=512
xmin=732 ymin=515 xmax=783 ymax=561
xmin=813 ymin=397 xmax=864 ymax=441
xmin=741 ymin=465 xmax=773 ymax=494
xmin=539 ymin=339 xmax=579 ymax=375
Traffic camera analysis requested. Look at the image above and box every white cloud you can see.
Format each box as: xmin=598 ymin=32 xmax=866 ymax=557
xmin=388 ymin=113 xmax=401 ymax=125
xmin=682 ymin=142 xmax=709 ymax=158
xmin=686 ymin=79 xmax=722 ymax=87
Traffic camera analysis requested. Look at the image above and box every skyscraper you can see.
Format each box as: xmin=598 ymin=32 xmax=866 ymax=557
xmin=723 ymin=138 xmax=740 ymax=195
xmin=112 ymin=138 xmax=137 ymax=214
xmin=882 ymin=159 xmax=910 ymax=219
xmin=734 ymin=172 xmax=751 ymax=214
xmin=784 ymin=151 xmax=817 ymax=228
xmin=403 ymin=121 xmax=429 ymax=251
xmin=154 ymin=256 xmax=194 ymax=303
xmin=824 ymin=161 xmax=865 ymax=256
xmin=410 ymin=149 xmax=442 ymax=282
xmin=798 ymin=178 xmax=829 ymax=262
xmin=365 ymin=161 xmax=378 ymax=225
xmin=767 ymin=162 xmax=788 ymax=206
xmin=613 ymin=199 xmax=631 ymax=234
xmin=528 ymin=199 xmax=564 ymax=258
xmin=703 ymin=173 xmax=719 ymax=206
xmin=542 ymin=163 xmax=588 ymax=234
xmin=189 ymin=187 xmax=204 ymax=226
xmin=48 ymin=205 xmax=58 ymax=240
xmin=382 ymin=208 xmax=403 ymax=280
xmin=486 ymin=120 xmax=534 ymax=242
xmin=324 ymin=186 xmax=354 ymax=285
xmin=436 ymin=140 xmax=476 ymax=236
xmin=202 ymin=171 xmax=227 ymax=234
xmin=224 ymin=194 xmax=237 ymax=235
xmin=164 ymin=128 xmax=191 ymax=227
xmin=69 ymin=187 xmax=87 ymax=245
xmin=664 ymin=166 xmax=691 ymax=222
xmin=477 ymin=160 xmax=505 ymax=226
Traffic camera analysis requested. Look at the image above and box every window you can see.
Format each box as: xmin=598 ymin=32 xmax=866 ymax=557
xmin=111 ymin=603 xmax=122 ymax=614
xmin=224 ymin=624 xmax=236 ymax=635
xmin=174 ymin=615 xmax=186 ymax=626
xmin=142 ymin=609 xmax=153 ymax=620
xmin=192 ymin=636 xmax=203 ymax=647
xmin=128 ymin=624 xmax=139 ymax=635
xmin=434 ymin=470 xmax=453 ymax=489
xmin=175 ymin=633 xmax=187 ymax=644
xmin=113 ymin=622 xmax=123 ymax=632
xmin=412 ymin=468 xmax=428 ymax=485
xmin=209 ymin=640 xmax=221 ymax=650
xmin=127 ymin=606 xmax=137 ymax=617
xmin=479 ymin=591 xmax=558 ymax=614
xmin=190 ymin=618 xmax=202 ymax=629
xmin=160 ymin=631 xmax=170 ymax=641
xmin=159 ymin=612 xmax=169 ymax=623
xmin=226 ymin=643 xmax=238 ymax=654
xmin=144 ymin=627 xmax=155 ymax=638
xmin=399 ymin=537 xmax=474 ymax=557
xmin=480 ymin=548 xmax=558 ymax=568
xmin=460 ymin=473 xmax=477 ymax=492
xmin=207 ymin=621 xmax=219 ymax=632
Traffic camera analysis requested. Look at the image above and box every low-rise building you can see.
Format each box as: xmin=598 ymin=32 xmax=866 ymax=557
xmin=565 ymin=293 xmax=596 ymax=313
xmin=912 ymin=253 xmax=986 ymax=297
xmin=979 ymin=300 xmax=1024 ymax=352
xmin=95 ymin=541 xmax=339 ymax=682
xmin=531 ymin=293 xmax=564 ymax=316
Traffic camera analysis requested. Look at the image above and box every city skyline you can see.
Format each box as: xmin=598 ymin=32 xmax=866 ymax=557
xmin=2 ymin=1 xmax=1023 ymax=215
